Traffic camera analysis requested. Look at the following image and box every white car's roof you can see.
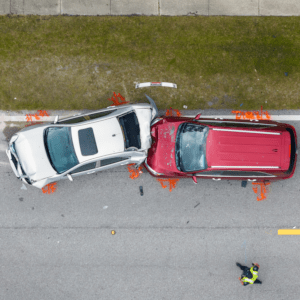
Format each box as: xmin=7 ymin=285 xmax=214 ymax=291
xmin=72 ymin=117 xmax=125 ymax=164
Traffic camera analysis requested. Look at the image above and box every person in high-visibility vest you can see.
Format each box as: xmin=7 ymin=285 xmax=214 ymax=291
xmin=236 ymin=262 xmax=262 ymax=286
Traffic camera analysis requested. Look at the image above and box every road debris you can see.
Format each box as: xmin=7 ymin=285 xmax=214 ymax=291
xmin=139 ymin=186 xmax=144 ymax=196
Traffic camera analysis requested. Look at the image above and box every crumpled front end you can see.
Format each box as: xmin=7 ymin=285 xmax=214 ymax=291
xmin=135 ymin=108 xmax=153 ymax=151
xmin=6 ymin=127 xmax=56 ymax=187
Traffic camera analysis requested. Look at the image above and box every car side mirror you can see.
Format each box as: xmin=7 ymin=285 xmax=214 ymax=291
xmin=54 ymin=115 xmax=59 ymax=124
xmin=192 ymin=176 xmax=197 ymax=184
xmin=194 ymin=114 xmax=201 ymax=120
xmin=67 ymin=174 xmax=73 ymax=182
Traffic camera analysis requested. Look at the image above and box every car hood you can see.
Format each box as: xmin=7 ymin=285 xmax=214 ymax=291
xmin=14 ymin=127 xmax=56 ymax=181
xmin=135 ymin=108 xmax=153 ymax=150
xmin=206 ymin=129 xmax=290 ymax=170
xmin=147 ymin=120 xmax=182 ymax=173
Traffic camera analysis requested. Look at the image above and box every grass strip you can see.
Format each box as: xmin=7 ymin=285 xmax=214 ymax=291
xmin=0 ymin=15 xmax=300 ymax=110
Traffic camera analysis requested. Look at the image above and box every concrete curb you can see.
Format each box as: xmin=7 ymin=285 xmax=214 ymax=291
xmin=1 ymin=0 xmax=300 ymax=16
xmin=2 ymin=110 xmax=300 ymax=122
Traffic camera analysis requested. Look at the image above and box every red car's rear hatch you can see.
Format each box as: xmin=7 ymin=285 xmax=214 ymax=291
xmin=206 ymin=128 xmax=291 ymax=171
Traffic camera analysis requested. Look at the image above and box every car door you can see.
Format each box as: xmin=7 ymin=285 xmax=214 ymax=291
xmin=96 ymin=156 xmax=131 ymax=172
xmin=68 ymin=161 xmax=97 ymax=178
xmin=219 ymin=171 xmax=276 ymax=182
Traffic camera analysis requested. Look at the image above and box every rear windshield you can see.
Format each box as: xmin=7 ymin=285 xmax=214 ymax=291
xmin=44 ymin=127 xmax=79 ymax=174
xmin=285 ymin=127 xmax=297 ymax=174
xmin=118 ymin=112 xmax=141 ymax=149
xmin=176 ymin=123 xmax=209 ymax=172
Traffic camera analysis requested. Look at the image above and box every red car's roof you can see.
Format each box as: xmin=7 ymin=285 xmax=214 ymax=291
xmin=206 ymin=128 xmax=290 ymax=170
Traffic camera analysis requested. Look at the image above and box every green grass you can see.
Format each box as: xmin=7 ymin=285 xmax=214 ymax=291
xmin=1 ymin=15 xmax=300 ymax=111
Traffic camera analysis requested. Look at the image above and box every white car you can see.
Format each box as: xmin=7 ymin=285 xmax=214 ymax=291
xmin=6 ymin=95 xmax=158 ymax=189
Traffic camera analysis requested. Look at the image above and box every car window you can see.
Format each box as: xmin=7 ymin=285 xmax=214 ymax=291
xmin=176 ymin=123 xmax=209 ymax=172
xmin=69 ymin=162 xmax=97 ymax=174
xmin=197 ymin=120 xmax=276 ymax=128
xmin=100 ymin=157 xmax=128 ymax=167
xmin=44 ymin=127 xmax=79 ymax=174
xmin=285 ymin=127 xmax=297 ymax=174
xmin=57 ymin=116 xmax=87 ymax=124
xmin=58 ymin=110 xmax=117 ymax=124
xmin=118 ymin=112 xmax=141 ymax=149
xmin=83 ymin=110 xmax=117 ymax=121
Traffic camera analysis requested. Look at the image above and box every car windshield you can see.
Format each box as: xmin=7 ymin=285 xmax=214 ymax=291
xmin=118 ymin=112 xmax=141 ymax=149
xmin=44 ymin=127 xmax=79 ymax=174
xmin=175 ymin=123 xmax=209 ymax=172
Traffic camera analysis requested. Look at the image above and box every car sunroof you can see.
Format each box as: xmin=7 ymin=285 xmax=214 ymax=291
xmin=78 ymin=128 xmax=98 ymax=156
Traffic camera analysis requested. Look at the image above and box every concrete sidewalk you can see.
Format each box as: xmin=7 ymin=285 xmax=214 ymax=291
xmin=2 ymin=109 xmax=300 ymax=122
xmin=1 ymin=0 xmax=300 ymax=16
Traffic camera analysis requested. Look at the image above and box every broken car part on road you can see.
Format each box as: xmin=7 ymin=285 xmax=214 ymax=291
xmin=135 ymin=82 xmax=177 ymax=89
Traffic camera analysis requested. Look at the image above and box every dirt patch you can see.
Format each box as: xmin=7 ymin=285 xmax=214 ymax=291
xmin=3 ymin=123 xmax=24 ymax=141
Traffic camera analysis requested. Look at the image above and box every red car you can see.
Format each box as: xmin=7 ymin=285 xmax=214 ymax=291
xmin=144 ymin=115 xmax=297 ymax=183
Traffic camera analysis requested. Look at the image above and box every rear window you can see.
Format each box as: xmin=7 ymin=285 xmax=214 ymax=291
xmin=285 ymin=128 xmax=297 ymax=174
xmin=118 ymin=112 xmax=141 ymax=149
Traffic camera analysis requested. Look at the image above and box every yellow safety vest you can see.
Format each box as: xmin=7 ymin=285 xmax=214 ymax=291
xmin=241 ymin=267 xmax=258 ymax=284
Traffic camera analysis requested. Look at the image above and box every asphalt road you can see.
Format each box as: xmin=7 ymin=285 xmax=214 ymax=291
xmin=0 ymin=119 xmax=300 ymax=300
